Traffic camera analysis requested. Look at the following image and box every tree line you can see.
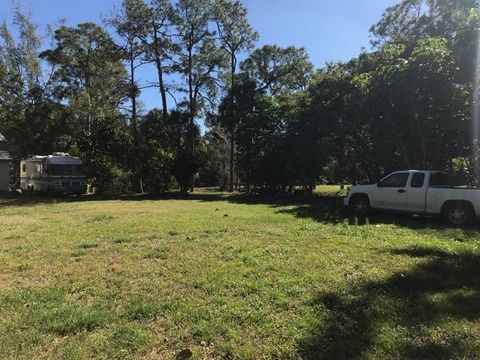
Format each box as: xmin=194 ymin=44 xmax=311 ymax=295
xmin=0 ymin=0 xmax=479 ymax=195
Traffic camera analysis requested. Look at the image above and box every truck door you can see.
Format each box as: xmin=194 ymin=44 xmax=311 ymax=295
xmin=407 ymin=172 xmax=427 ymax=213
xmin=373 ymin=172 xmax=410 ymax=211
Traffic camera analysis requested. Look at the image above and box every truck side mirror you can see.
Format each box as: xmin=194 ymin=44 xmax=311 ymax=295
xmin=376 ymin=181 xmax=382 ymax=187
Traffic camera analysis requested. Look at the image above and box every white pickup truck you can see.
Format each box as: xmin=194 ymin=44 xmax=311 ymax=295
xmin=344 ymin=170 xmax=480 ymax=226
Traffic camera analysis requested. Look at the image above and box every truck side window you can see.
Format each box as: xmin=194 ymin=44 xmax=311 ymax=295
xmin=380 ymin=173 xmax=409 ymax=187
xmin=410 ymin=173 xmax=425 ymax=188
xmin=429 ymin=173 xmax=450 ymax=187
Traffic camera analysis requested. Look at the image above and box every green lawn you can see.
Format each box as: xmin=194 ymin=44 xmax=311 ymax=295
xmin=1 ymin=188 xmax=480 ymax=359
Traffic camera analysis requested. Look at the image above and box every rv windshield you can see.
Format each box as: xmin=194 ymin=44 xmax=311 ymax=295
xmin=47 ymin=164 xmax=84 ymax=176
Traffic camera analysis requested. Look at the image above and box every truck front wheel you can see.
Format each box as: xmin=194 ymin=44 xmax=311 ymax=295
xmin=443 ymin=202 xmax=473 ymax=227
xmin=350 ymin=195 xmax=370 ymax=216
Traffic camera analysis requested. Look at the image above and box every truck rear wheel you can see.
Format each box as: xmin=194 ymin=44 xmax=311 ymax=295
xmin=350 ymin=195 xmax=370 ymax=216
xmin=443 ymin=202 xmax=473 ymax=227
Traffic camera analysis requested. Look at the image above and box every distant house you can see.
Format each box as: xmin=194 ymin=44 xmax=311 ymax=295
xmin=0 ymin=133 xmax=12 ymax=192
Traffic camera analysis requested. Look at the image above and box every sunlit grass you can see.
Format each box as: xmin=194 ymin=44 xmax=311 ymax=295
xmin=0 ymin=190 xmax=479 ymax=359
xmin=314 ymin=184 xmax=348 ymax=196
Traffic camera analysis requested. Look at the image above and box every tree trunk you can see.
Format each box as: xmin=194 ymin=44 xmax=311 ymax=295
xmin=228 ymin=55 xmax=236 ymax=192
xmin=188 ymin=40 xmax=195 ymax=193
xmin=129 ymin=44 xmax=143 ymax=194
xmin=129 ymin=45 xmax=138 ymax=144
xmin=413 ymin=112 xmax=427 ymax=169
xmin=152 ymin=23 xmax=168 ymax=123
xmin=156 ymin=58 xmax=168 ymax=122
xmin=229 ymin=126 xmax=234 ymax=192
xmin=465 ymin=157 xmax=477 ymax=187
xmin=189 ymin=107 xmax=195 ymax=193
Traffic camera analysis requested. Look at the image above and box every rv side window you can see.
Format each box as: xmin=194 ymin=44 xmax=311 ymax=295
xmin=49 ymin=165 xmax=62 ymax=175
xmin=47 ymin=164 xmax=85 ymax=176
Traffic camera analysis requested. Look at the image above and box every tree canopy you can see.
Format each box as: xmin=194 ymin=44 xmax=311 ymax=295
xmin=0 ymin=0 xmax=479 ymax=194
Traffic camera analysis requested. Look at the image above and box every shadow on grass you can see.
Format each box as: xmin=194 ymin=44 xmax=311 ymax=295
xmin=2 ymin=190 xmax=478 ymax=233
xmin=0 ymin=189 xmax=332 ymax=210
xmin=299 ymin=247 xmax=480 ymax=359
xmin=274 ymin=197 xmax=480 ymax=234
xmin=0 ymin=190 xmax=229 ymax=207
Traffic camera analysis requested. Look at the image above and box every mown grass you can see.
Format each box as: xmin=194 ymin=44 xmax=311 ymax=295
xmin=0 ymin=187 xmax=480 ymax=359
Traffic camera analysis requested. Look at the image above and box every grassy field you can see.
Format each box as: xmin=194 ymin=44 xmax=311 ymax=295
xmin=1 ymin=186 xmax=480 ymax=359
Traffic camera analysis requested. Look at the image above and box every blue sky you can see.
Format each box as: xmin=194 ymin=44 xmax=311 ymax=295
xmin=1 ymin=0 xmax=399 ymax=112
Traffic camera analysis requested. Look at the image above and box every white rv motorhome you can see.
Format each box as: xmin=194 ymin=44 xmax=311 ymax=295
xmin=20 ymin=153 xmax=87 ymax=195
